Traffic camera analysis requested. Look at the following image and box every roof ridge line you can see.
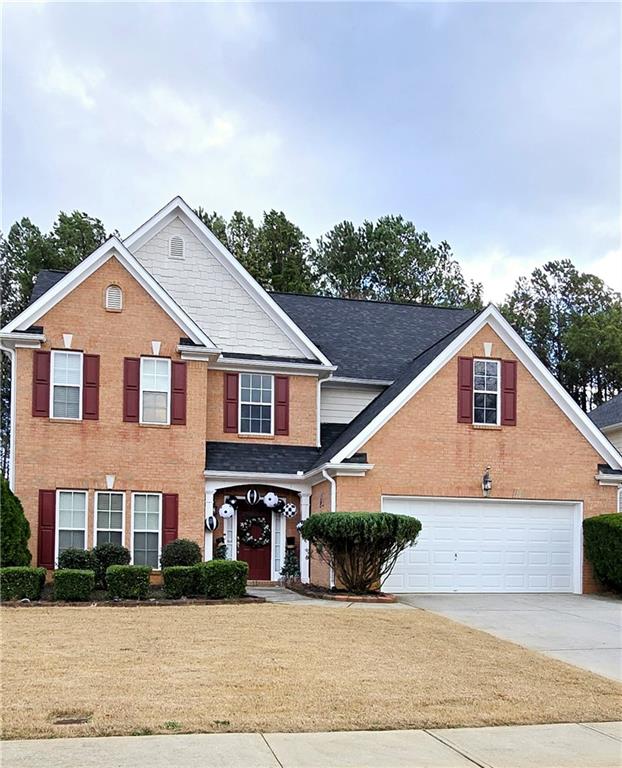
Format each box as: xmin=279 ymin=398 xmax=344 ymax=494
xmin=271 ymin=291 xmax=478 ymax=312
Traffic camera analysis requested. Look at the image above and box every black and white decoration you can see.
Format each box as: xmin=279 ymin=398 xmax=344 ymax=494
xmin=296 ymin=521 xmax=304 ymax=532
xmin=218 ymin=502 xmax=235 ymax=519
xmin=283 ymin=502 xmax=297 ymax=518
xmin=263 ymin=491 xmax=280 ymax=509
xmin=205 ymin=514 xmax=219 ymax=532
xmin=246 ymin=488 xmax=260 ymax=505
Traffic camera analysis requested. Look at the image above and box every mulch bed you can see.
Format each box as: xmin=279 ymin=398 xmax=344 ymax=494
xmin=287 ymin=581 xmax=397 ymax=603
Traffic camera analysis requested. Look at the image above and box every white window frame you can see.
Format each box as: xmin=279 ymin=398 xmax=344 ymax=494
xmin=55 ymin=489 xmax=88 ymax=565
xmin=130 ymin=492 xmax=162 ymax=569
xmin=139 ymin=357 xmax=171 ymax=426
xmin=50 ymin=350 xmax=83 ymax=421
xmin=473 ymin=358 xmax=501 ymax=426
xmin=238 ymin=373 xmax=274 ymax=436
xmin=93 ymin=491 xmax=125 ymax=548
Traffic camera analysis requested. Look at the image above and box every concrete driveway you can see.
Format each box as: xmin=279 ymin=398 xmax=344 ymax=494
xmin=398 ymin=593 xmax=622 ymax=681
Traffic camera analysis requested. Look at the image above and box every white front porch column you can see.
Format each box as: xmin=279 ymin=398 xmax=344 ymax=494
xmin=299 ymin=491 xmax=311 ymax=584
xmin=203 ymin=487 xmax=215 ymax=561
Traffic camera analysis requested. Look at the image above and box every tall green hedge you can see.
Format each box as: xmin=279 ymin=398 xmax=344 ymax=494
xmin=0 ymin=477 xmax=32 ymax=566
xmin=583 ymin=514 xmax=622 ymax=591
xmin=300 ymin=512 xmax=421 ymax=594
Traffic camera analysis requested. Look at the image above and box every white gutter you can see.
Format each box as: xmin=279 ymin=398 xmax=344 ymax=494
xmin=321 ymin=469 xmax=337 ymax=588
xmin=212 ymin=358 xmax=336 ymax=377
xmin=0 ymin=343 xmax=16 ymax=489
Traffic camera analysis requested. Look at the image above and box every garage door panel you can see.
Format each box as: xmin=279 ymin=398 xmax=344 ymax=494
xmin=383 ymin=497 xmax=578 ymax=594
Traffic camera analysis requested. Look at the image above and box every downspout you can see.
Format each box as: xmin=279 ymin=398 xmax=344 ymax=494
xmin=322 ymin=468 xmax=337 ymax=588
xmin=0 ymin=343 xmax=16 ymax=490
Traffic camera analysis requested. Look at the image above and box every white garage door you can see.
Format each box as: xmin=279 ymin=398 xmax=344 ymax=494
xmin=382 ymin=496 xmax=580 ymax=594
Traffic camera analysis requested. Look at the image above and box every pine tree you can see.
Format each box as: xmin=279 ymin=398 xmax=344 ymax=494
xmin=0 ymin=476 xmax=32 ymax=566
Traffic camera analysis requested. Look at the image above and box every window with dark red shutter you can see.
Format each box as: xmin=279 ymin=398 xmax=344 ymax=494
xmin=82 ymin=354 xmax=100 ymax=420
xmin=37 ymin=490 xmax=56 ymax=569
xmin=32 ymin=351 xmax=51 ymax=418
xmin=501 ymin=359 xmax=518 ymax=426
xmin=170 ymin=361 xmax=187 ymax=425
xmin=457 ymin=357 xmax=473 ymax=423
xmin=123 ymin=358 xmax=140 ymax=422
xmin=223 ymin=372 xmax=239 ymax=433
xmin=162 ymin=493 xmax=179 ymax=548
xmin=274 ymin=375 xmax=290 ymax=435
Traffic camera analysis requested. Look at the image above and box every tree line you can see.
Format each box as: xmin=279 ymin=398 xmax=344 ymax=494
xmin=1 ymin=207 xmax=620 ymax=476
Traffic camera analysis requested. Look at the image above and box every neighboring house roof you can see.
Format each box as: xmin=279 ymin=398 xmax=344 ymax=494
xmin=589 ymin=392 xmax=622 ymax=430
xmin=28 ymin=269 xmax=66 ymax=304
xmin=205 ymin=441 xmax=367 ymax=475
xmin=1 ymin=237 xmax=220 ymax=351
xmin=271 ymin=292 xmax=476 ymax=381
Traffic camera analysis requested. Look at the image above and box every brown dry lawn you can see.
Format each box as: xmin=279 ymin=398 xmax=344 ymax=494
xmin=1 ymin=603 xmax=621 ymax=740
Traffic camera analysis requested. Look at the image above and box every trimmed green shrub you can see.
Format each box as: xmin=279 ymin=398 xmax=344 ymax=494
xmin=0 ymin=477 xmax=32 ymax=566
xmin=300 ymin=512 xmax=421 ymax=594
xmin=160 ymin=538 xmax=202 ymax=569
xmin=58 ymin=548 xmax=95 ymax=571
xmin=583 ymin=514 xmax=622 ymax=591
xmin=91 ymin=543 xmax=131 ymax=588
xmin=162 ymin=566 xmax=198 ymax=598
xmin=195 ymin=560 xmax=248 ymax=599
xmin=0 ymin=566 xmax=46 ymax=601
xmin=53 ymin=569 xmax=95 ymax=602
xmin=106 ymin=565 xmax=151 ymax=599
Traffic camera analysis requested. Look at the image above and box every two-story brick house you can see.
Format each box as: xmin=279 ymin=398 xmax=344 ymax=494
xmin=1 ymin=197 xmax=620 ymax=592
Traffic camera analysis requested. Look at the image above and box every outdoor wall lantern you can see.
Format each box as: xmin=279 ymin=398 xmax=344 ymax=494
xmin=482 ymin=466 xmax=492 ymax=497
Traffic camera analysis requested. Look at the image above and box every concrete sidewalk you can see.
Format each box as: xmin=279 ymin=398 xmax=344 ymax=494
xmin=2 ymin=722 xmax=621 ymax=768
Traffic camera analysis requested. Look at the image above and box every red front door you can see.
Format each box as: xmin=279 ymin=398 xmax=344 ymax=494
xmin=237 ymin=505 xmax=272 ymax=580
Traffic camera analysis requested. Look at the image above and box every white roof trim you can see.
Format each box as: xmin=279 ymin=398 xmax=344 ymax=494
xmin=330 ymin=304 xmax=622 ymax=471
xmin=123 ymin=196 xmax=333 ymax=367
xmin=1 ymin=237 xmax=220 ymax=351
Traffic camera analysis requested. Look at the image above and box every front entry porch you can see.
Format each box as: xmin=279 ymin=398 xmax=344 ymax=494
xmin=204 ymin=481 xmax=311 ymax=583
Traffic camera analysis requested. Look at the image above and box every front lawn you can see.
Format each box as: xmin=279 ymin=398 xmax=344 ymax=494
xmin=2 ymin=604 xmax=621 ymax=739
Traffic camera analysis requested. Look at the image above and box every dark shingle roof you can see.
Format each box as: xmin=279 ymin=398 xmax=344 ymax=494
xmin=205 ymin=440 xmax=367 ymax=474
xmin=271 ymin=292 xmax=476 ymax=380
xmin=309 ymin=314 xmax=480 ymax=469
xmin=29 ymin=269 xmax=67 ymax=304
xmin=589 ymin=393 xmax=622 ymax=429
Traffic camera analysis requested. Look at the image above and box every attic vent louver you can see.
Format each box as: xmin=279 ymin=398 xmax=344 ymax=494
xmin=169 ymin=235 xmax=185 ymax=260
xmin=105 ymin=284 xmax=123 ymax=311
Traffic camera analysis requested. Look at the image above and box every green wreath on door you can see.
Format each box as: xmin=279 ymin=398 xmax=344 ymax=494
xmin=238 ymin=517 xmax=271 ymax=548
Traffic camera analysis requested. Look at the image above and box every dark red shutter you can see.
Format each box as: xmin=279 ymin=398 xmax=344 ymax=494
xmin=501 ymin=359 xmax=517 ymax=426
xmin=37 ymin=490 xmax=56 ymax=569
xmin=82 ymin=354 xmax=100 ymax=420
xmin=223 ymin=372 xmax=239 ymax=433
xmin=457 ymin=357 xmax=473 ymax=423
xmin=171 ymin=361 xmax=187 ymax=425
xmin=274 ymin=375 xmax=290 ymax=435
xmin=123 ymin=358 xmax=140 ymax=422
xmin=162 ymin=493 xmax=179 ymax=549
xmin=32 ymin=350 xmax=51 ymax=417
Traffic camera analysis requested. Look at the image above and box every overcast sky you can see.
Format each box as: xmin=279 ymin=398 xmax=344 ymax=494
xmin=3 ymin=1 xmax=620 ymax=301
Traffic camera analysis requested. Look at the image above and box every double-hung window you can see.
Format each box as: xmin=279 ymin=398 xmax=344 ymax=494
xmin=57 ymin=490 xmax=87 ymax=559
xmin=140 ymin=357 xmax=170 ymax=425
xmin=51 ymin=351 xmax=82 ymax=419
xmin=239 ymin=373 xmax=273 ymax=434
xmin=473 ymin=359 xmax=500 ymax=425
xmin=132 ymin=493 xmax=161 ymax=568
xmin=95 ymin=492 xmax=124 ymax=546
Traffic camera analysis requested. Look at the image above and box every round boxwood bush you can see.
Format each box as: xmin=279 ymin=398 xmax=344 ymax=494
xmin=195 ymin=560 xmax=248 ymax=599
xmin=106 ymin=565 xmax=151 ymax=600
xmin=583 ymin=514 xmax=622 ymax=591
xmin=0 ymin=476 xmax=32 ymax=566
xmin=0 ymin=567 xmax=46 ymax=601
xmin=91 ymin=542 xmax=131 ymax=588
xmin=300 ymin=512 xmax=421 ymax=594
xmin=58 ymin=548 xmax=95 ymax=571
xmin=53 ymin=569 xmax=95 ymax=602
xmin=162 ymin=566 xmax=198 ymax=599
xmin=160 ymin=538 xmax=202 ymax=569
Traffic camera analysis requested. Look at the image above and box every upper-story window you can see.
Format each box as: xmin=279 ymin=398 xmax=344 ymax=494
xmin=51 ymin=350 xmax=82 ymax=420
xmin=169 ymin=235 xmax=185 ymax=260
xmin=473 ymin=359 xmax=500 ymax=425
xmin=239 ymin=373 xmax=273 ymax=434
xmin=105 ymin=284 xmax=123 ymax=311
xmin=140 ymin=357 xmax=170 ymax=425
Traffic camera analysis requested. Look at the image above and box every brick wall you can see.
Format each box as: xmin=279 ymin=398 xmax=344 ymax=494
xmin=332 ymin=326 xmax=618 ymax=592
